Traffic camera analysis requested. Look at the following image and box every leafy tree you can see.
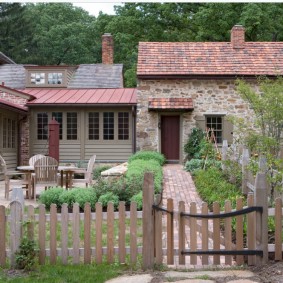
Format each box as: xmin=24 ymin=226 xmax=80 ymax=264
xmin=194 ymin=3 xmax=283 ymax=41
xmin=23 ymin=3 xmax=96 ymax=65
xmin=0 ymin=3 xmax=32 ymax=62
xmin=236 ymin=77 xmax=283 ymax=157
xmin=235 ymin=77 xmax=283 ymax=203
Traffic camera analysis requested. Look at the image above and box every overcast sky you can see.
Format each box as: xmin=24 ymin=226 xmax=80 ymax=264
xmin=73 ymin=2 xmax=123 ymax=17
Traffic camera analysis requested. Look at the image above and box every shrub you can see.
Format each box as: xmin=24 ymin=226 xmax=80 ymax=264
xmin=39 ymin=187 xmax=64 ymax=209
xmin=126 ymin=159 xmax=163 ymax=193
xmin=59 ymin=189 xmax=77 ymax=208
xmin=184 ymin=127 xmax=205 ymax=159
xmin=15 ymin=237 xmax=37 ymax=271
xmin=73 ymin=188 xmax=97 ymax=210
xmin=41 ymin=187 xmax=97 ymax=210
xmin=93 ymin=177 xmax=138 ymax=205
xmin=98 ymin=192 xmax=119 ymax=209
xmin=194 ymin=167 xmax=243 ymax=209
xmin=184 ymin=158 xmax=221 ymax=173
xmin=130 ymin=191 xmax=143 ymax=210
xmin=93 ymin=165 xmax=112 ymax=180
xmin=128 ymin=151 xmax=166 ymax=166
xmin=184 ymin=159 xmax=204 ymax=172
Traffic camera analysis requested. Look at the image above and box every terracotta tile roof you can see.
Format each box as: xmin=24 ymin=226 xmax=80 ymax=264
xmin=18 ymin=88 xmax=137 ymax=106
xmin=148 ymin=98 xmax=194 ymax=111
xmin=137 ymin=42 xmax=283 ymax=77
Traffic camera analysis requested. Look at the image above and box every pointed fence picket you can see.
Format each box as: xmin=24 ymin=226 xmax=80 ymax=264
xmin=1 ymin=172 xmax=283 ymax=268
xmin=0 ymin=200 xmax=142 ymax=267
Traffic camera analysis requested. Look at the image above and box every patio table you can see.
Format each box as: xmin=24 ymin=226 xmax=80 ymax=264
xmin=17 ymin=165 xmax=78 ymax=197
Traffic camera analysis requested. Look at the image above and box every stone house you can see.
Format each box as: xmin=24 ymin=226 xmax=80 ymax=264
xmin=136 ymin=25 xmax=283 ymax=162
xmin=0 ymin=34 xmax=137 ymax=171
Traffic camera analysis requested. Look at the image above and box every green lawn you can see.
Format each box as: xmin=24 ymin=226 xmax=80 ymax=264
xmin=0 ymin=263 xmax=129 ymax=283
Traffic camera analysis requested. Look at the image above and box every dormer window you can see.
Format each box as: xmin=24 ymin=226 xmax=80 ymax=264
xmin=31 ymin=73 xmax=45 ymax=85
xmin=25 ymin=66 xmax=77 ymax=88
xmin=48 ymin=73 xmax=63 ymax=85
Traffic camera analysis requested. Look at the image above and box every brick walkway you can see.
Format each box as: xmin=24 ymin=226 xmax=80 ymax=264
xmin=163 ymin=164 xmax=203 ymax=209
xmin=161 ymin=164 xmax=228 ymax=268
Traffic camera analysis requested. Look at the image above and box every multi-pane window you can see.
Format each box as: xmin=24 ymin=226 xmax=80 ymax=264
xmin=206 ymin=116 xmax=223 ymax=143
xmin=48 ymin=73 xmax=63 ymax=85
xmin=31 ymin=73 xmax=45 ymax=85
xmin=103 ymin=112 xmax=114 ymax=140
xmin=118 ymin=112 xmax=129 ymax=140
xmin=52 ymin=112 xmax=63 ymax=139
xmin=88 ymin=112 xmax=99 ymax=140
xmin=37 ymin=113 xmax=48 ymax=140
xmin=67 ymin=112 xmax=77 ymax=140
xmin=29 ymin=71 xmax=64 ymax=86
xmin=3 ymin=117 xmax=16 ymax=148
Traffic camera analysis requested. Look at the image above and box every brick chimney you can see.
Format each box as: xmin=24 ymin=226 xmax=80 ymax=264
xmin=102 ymin=33 xmax=114 ymax=64
xmin=231 ymin=25 xmax=245 ymax=49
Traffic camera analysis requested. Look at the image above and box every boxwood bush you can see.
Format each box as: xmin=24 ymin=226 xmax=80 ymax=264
xmin=128 ymin=151 xmax=166 ymax=166
xmin=126 ymin=159 xmax=163 ymax=193
xmin=130 ymin=191 xmax=143 ymax=210
xmin=40 ymin=187 xmax=97 ymax=210
xmin=39 ymin=187 xmax=64 ymax=209
xmin=40 ymin=151 xmax=164 ymax=211
xmin=94 ymin=178 xmax=140 ymax=205
xmin=98 ymin=192 xmax=119 ymax=209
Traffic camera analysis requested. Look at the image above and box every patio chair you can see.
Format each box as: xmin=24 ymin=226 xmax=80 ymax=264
xmin=71 ymin=154 xmax=96 ymax=188
xmin=29 ymin=154 xmax=45 ymax=166
xmin=0 ymin=155 xmax=29 ymax=200
xmin=33 ymin=156 xmax=59 ymax=200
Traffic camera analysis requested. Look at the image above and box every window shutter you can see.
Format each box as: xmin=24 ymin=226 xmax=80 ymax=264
xmin=195 ymin=115 xmax=206 ymax=131
xmin=223 ymin=117 xmax=233 ymax=145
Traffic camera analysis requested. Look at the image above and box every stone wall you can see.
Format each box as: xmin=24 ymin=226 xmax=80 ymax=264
xmin=136 ymin=78 xmax=255 ymax=161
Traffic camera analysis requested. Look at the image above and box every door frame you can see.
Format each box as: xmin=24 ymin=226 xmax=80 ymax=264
xmin=158 ymin=112 xmax=183 ymax=163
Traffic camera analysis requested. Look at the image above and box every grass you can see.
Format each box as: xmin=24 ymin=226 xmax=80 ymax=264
xmin=0 ymin=263 xmax=129 ymax=283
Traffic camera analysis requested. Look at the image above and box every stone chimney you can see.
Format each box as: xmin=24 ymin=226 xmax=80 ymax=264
xmin=102 ymin=33 xmax=114 ymax=64
xmin=231 ymin=25 xmax=245 ymax=49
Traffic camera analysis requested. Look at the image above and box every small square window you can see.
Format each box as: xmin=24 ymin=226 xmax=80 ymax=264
xmin=206 ymin=116 xmax=223 ymax=143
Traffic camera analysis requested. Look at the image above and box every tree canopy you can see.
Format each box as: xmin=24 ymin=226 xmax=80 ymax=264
xmin=1 ymin=2 xmax=283 ymax=86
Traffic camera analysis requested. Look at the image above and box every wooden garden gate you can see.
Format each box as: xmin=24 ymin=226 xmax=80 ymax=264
xmin=142 ymin=172 xmax=269 ymax=269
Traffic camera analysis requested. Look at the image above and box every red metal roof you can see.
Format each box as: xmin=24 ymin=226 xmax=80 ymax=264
xmin=137 ymin=42 xmax=283 ymax=77
xmin=17 ymin=88 xmax=137 ymax=105
xmin=148 ymin=98 xmax=194 ymax=111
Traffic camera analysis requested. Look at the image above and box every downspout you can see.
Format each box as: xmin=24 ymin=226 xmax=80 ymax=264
xmin=132 ymin=106 xmax=136 ymax=154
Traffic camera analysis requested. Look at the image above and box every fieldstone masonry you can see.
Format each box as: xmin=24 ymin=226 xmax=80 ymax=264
xmin=136 ymin=78 xmax=255 ymax=161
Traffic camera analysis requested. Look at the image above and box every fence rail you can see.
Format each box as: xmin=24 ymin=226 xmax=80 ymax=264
xmin=0 ymin=201 xmax=143 ymax=267
xmin=1 ymin=171 xmax=283 ymax=269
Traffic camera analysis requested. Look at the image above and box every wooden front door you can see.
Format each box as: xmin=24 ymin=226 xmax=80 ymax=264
xmin=161 ymin=115 xmax=180 ymax=161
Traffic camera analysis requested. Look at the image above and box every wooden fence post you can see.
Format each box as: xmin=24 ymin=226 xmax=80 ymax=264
xmin=221 ymin=140 xmax=228 ymax=170
xmin=142 ymin=172 xmax=155 ymax=270
xmin=154 ymin=194 xmax=163 ymax=265
xmin=242 ymin=148 xmax=250 ymax=195
xmin=167 ymin=198 xmax=174 ymax=265
xmin=10 ymin=200 xmax=23 ymax=267
xmin=254 ymin=172 xmax=268 ymax=265
xmin=0 ymin=205 xmax=6 ymax=267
